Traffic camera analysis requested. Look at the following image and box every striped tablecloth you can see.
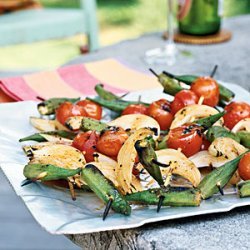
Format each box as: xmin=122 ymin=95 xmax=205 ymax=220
xmin=0 ymin=58 xmax=158 ymax=102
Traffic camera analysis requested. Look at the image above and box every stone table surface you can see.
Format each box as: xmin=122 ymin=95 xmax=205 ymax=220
xmin=65 ymin=15 xmax=250 ymax=249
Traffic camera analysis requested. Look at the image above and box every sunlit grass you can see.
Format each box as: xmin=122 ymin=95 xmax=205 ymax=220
xmin=0 ymin=0 xmax=249 ymax=70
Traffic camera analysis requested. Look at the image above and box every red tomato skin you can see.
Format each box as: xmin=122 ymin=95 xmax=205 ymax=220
xmin=223 ymin=102 xmax=250 ymax=130
xmin=122 ymin=104 xmax=148 ymax=116
xmin=167 ymin=124 xmax=203 ymax=157
xmin=200 ymin=138 xmax=211 ymax=151
xmin=238 ymin=152 xmax=250 ymax=181
xmin=148 ymin=99 xmax=174 ymax=130
xmin=72 ymin=131 xmax=99 ymax=162
xmin=76 ymin=99 xmax=102 ymax=120
xmin=96 ymin=127 xmax=128 ymax=158
xmin=190 ymin=77 xmax=219 ymax=107
xmin=56 ymin=102 xmax=86 ymax=125
xmin=171 ymin=90 xmax=199 ymax=115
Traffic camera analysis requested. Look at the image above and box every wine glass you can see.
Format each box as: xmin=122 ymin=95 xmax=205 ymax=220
xmin=144 ymin=0 xmax=177 ymax=65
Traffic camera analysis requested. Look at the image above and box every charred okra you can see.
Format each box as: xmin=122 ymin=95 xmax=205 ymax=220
xmin=23 ymin=164 xmax=82 ymax=182
xmin=135 ymin=137 xmax=164 ymax=186
xmin=37 ymin=97 xmax=80 ymax=115
xmin=206 ymin=126 xmax=250 ymax=148
xmin=198 ymin=151 xmax=249 ymax=199
xmin=194 ymin=112 xmax=225 ymax=131
xmin=19 ymin=130 xmax=76 ymax=142
xmin=237 ymin=131 xmax=250 ymax=148
xmin=238 ymin=181 xmax=250 ymax=198
xmin=65 ymin=116 xmax=108 ymax=132
xmin=81 ymin=164 xmax=131 ymax=219
xmin=86 ymin=97 xmax=149 ymax=113
xmin=95 ymin=84 xmax=120 ymax=101
xmin=125 ymin=187 xmax=201 ymax=207
xmin=162 ymin=71 xmax=235 ymax=102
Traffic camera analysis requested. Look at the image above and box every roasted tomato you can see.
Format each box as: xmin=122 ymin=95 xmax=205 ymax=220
xmin=200 ymin=138 xmax=211 ymax=151
xmin=56 ymin=102 xmax=86 ymax=125
xmin=148 ymin=99 xmax=174 ymax=130
xmin=223 ymin=101 xmax=250 ymax=130
xmin=72 ymin=131 xmax=99 ymax=162
xmin=122 ymin=104 xmax=148 ymax=115
xmin=238 ymin=152 xmax=250 ymax=181
xmin=190 ymin=77 xmax=219 ymax=107
xmin=96 ymin=127 xmax=128 ymax=158
xmin=76 ymin=99 xmax=102 ymax=120
xmin=167 ymin=124 xmax=203 ymax=157
xmin=170 ymin=90 xmax=199 ymax=115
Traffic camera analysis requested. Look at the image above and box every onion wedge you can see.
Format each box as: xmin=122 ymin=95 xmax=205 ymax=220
xmin=116 ymin=128 xmax=154 ymax=194
xmin=231 ymin=118 xmax=250 ymax=133
xmin=108 ymin=114 xmax=160 ymax=138
xmin=156 ymin=149 xmax=201 ymax=187
xmin=170 ymin=104 xmax=222 ymax=129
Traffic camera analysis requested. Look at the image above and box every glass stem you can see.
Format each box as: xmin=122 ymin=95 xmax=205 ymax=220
xmin=166 ymin=0 xmax=175 ymax=47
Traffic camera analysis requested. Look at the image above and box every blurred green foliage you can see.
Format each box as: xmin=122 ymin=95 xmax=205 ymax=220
xmin=0 ymin=0 xmax=249 ymax=70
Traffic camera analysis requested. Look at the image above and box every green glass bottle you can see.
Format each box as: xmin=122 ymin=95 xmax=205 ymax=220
xmin=178 ymin=0 xmax=222 ymax=35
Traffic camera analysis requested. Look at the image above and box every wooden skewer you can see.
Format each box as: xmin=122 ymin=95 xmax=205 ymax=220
xmin=198 ymin=96 xmax=204 ymax=105
xmin=68 ymin=181 xmax=76 ymax=201
xmin=210 ymin=65 xmax=218 ymax=78
xmin=103 ymin=199 xmax=113 ymax=221
xmin=157 ymin=196 xmax=165 ymax=213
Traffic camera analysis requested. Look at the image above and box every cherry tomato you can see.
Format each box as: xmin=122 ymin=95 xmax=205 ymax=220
xmin=200 ymin=138 xmax=211 ymax=151
xmin=76 ymin=99 xmax=102 ymax=120
xmin=190 ymin=77 xmax=219 ymax=107
xmin=170 ymin=90 xmax=199 ymax=115
xmin=167 ymin=124 xmax=203 ymax=157
xmin=72 ymin=131 xmax=99 ymax=162
xmin=56 ymin=102 xmax=86 ymax=125
xmin=223 ymin=101 xmax=250 ymax=130
xmin=238 ymin=152 xmax=250 ymax=180
xmin=122 ymin=104 xmax=148 ymax=116
xmin=96 ymin=127 xmax=128 ymax=158
xmin=148 ymin=99 xmax=174 ymax=130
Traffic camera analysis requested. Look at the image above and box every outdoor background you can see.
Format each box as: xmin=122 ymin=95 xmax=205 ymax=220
xmin=0 ymin=0 xmax=250 ymax=70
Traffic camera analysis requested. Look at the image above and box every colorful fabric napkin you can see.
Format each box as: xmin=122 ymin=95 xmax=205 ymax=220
xmin=0 ymin=58 xmax=158 ymax=103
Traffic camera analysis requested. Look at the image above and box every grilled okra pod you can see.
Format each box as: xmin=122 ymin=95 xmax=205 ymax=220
xmin=237 ymin=131 xmax=250 ymax=148
xmin=125 ymin=187 xmax=201 ymax=207
xmin=65 ymin=116 xmax=108 ymax=132
xmin=19 ymin=130 xmax=76 ymax=142
xmin=206 ymin=127 xmax=250 ymax=148
xmin=81 ymin=164 xmax=131 ymax=216
xmin=87 ymin=97 xmax=148 ymax=113
xmin=81 ymin=117 xmax=108 ymax=132
xmin=206 ymin=126 xmax=240 ymax=143
xmin=135 ymin=138 xmax=164 ymax=186
xmin=23 ymin=164 xmax=82 ymax=181
xmin=95 ymin=84 xmax=120 ymax=101
xmin=194 ymin=112 xmax=225 ymax=130
xmin=157 ymin=73 xmax=184 ymax=96
xmin=162 ymin=71 xmax=235 ymax=102
xmin=37 ymin=97 xmax=80 ymax=115
xmin=198 ymin=151 xmax=249 ymax=199
xmin=238 ymin=181 xmax=250 ymax=198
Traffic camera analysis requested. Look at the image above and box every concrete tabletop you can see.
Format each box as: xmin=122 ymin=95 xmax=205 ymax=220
xmin=66 ymin=15 xmax=250 ymax=249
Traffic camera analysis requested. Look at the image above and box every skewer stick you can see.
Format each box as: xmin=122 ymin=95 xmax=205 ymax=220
xmin=157 ymin=196 xmax=165 ymax=213
xmin=68 ymin=181 xmax=76 ymax=201
xmin=21 ymin=179 xmax=34 ymax=187
xmin=149 ymin=68 xmax=159 ymax=78
xmin=36 ymin=96 xmax=45 ymax=101
xmin=210 ymin=65 xmax=218 ymax=78
xmin=216 ymin=182 xmax=224 ymax=196
xmin=198 ymin=96 xmax=204 ymax=105
xmin=103 ymin=199 xmax=113 ymax=220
